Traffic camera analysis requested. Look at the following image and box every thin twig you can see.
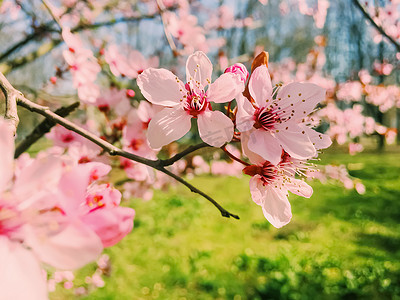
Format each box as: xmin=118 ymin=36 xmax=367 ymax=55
xmin=158 ymin=166 xmax=239 ymax=219
xmin=0 ymin=39 xmax=62 ymax=75
xmin=352 ymin=0 xmax=400 ymax=52
xmin=0 ymin=8 xmax=177 ymax=65
xmin=0 ymin=11 xmax=173 ymax=73
xmin=156 ymin=0 xmax=180 ymax=57
xmin=0 ymin=72 xmax=238 ymax=219
xmin=221 ymin=146 xmax=250 ymax=166
xmin=42 ymin=0 xmax=62 ymax=31
xmin=14 ymin=102 xmax=79 ymax=158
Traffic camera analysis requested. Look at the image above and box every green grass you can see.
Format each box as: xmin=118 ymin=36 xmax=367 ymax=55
xmin=51 ymin=151 xmax=400 ymax=300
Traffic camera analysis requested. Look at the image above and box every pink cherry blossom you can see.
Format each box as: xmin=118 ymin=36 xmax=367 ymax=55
xmin=0 ymin=118 xmax=109 ymax=298
xmin=122 ymin=181 xmax=154 ymax=202
xmin=237 ymin=65 xmax=331 ymax=165
xmin=165 ymin=11 xmax=207 ymax=54
xmin=46 ymin=124 xmax=84 ymax=148
xmin=81 ymin=183 xmax=135 ymax=247
xmin=225 ymin=63 xmax=249 ymax=83
xmin=95 ymin=88 xmax=127 ymax=112
xmin=385 ymin=128 xmax=397 ymax=145
xmin=137 ymin=51 xmax=244 ymax=148
xmin=104 ymin=44 xmax=158 ymax=79
xmin=243 ymin=152 xmax=313 ymax=228
xmin=192 ymin=155 xmax=211 ymax=175
xmin=336 ymin=81 xmax=363 ymax=102
xmin=349 ymin=143 xmax=364 ymax=155
xmin=205 ymin=5 xmax=236 ymax=30
xmin=0 ymin=1 xmax=21 ymax=20
xmin=62 ymin=28 xmax=101 ymax=104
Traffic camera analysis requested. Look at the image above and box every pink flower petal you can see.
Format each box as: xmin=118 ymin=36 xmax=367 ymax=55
xmin=286 ymin=179 xmax=313 ymax=198
xmin=26 ymin=222 xmax=103 ymax=270
xmin=274 ymin=124 xmax=316 ymax=160
xmin=261 ymin=186 xmax=292 ymax=228
xmin=13 ymin=155 xmax=62 ymax=202
xmin=137 ymin=68 xmax=184 ymax=106
xmin=82 ymin=207 xmax=135 ymax=248
xmin=197 ymin=110 xmax=234 ymax=147
xmin=247 ymin=130 xmax=282 ymax=165
xmin=207 ymin=73 xmax=244 ymax=104
xmin=241 ymin=131 xmax=265 ymax=165
xmin=0 ymin=119 xmax=14 ymax=193
xmin=276 ymin=82 xmax=326 ymax=120
xmin=58 ymin=165 xmax=93 ymax=214
xmin=0 ymin=237 xmax=48 ymax=300
xmin=186 ymin=51 xmax=212 ymax=87
xmin=248 ymin=65 xmax=273 ymax=108
xmin=299 ymin=124 xmax=332 ymax=150
xmin=249 ymin=175 xmax=265 ymax=206
xmin=236 ymin=94 xmax=256 ymax=132
xmin=147 ymin=107 xmax=192 ymax=149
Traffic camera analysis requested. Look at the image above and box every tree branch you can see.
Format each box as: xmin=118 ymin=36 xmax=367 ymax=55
xmin=0 ymin=72 xmax=20 ymax=134
xmin=0 ymin=8 xmax=176 ymax=67
xmin=0 ymin=71 xmax=239 ymax=219
xmin=159 ymin=142 xmax=210 ymax=166
xmin=0 ymin=39 xmax=61 ymax=75
xmin=14 ymin=101 xmax=79 ymax=158
xmin=0 ymin=25 xmax=53 ymax=62
xmin=352 ymin=0 xmax=400 ymax=52
xmin=156 ymin=0 xmax=180 ymax=57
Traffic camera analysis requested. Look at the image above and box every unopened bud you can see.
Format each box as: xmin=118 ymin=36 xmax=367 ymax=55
xmin=224 ymin=63 xmax=249 ymax=82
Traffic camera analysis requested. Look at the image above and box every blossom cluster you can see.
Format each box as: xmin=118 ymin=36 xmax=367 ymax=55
xmin=137 ymin=51 xmax=331 ymax=228
xmin=0 ymin=119 xmax=134 ymax=299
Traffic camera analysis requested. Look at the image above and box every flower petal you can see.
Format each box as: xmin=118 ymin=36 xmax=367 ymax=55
xmin=147 ymin=107 xmax=192 ymax=149
xmin=58 ymin=164 xmax=93 ymax=214
xmin=248 ymin=65 xmax=273 ymax=107
xmin=241 ymin=131 xmax=265 ymax=165
xmin=261 ymin=186 xmax=292 ymax=228
xmin=286 ymin=178 xmax=313 ymax=198
xmin=249 ymin=175 xmax=266 ymax=206
xmin=236 ymin=94 xmax=256 ymax=132
xmin=137 ymin=68 xmax=184 ymax=106
xmin=247 ymin=130 xmax=282 ymax=165
xmin=13 ymin=155 xmax=62 ymax=203
xmin=197 ymin=110 xmax=233 ymax=147
xmin=299 ymin=124 xmax=332 ymax=150
xmin=276 ymin=82 xmax=326 ymax=120
xmin=0 ymin=119 xmax=14 ymax=193
xmin=82 ymin=207 xmax=135 ymax=248
xmin=26 ymin=221 xmax=103 ymax=270
xmin=274 ymin=124 xmax=316 ymax=160
xmin=0 ymin=237 xmax=48 ymax=300
xmin=186 ymin=51 xmax=212 ymax=87
xmin=207 ymin=73 xmax=244 ymax=104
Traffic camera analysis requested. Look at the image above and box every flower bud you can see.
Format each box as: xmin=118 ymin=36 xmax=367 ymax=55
xmin=224 ymin=63 xmax=249 ymax=82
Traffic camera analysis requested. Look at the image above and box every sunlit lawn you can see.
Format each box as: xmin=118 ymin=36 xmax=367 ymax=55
xmin=52 ymin=149 xmax=400 ymax=300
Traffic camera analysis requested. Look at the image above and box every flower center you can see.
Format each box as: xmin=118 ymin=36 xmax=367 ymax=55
xmin=243 ymin=161 xmax=279 ymax=186
xmin=62 ymin=133 xmax=75 ymax=143
xmin=129 ymin=139 xmax=143 ymax=151
xmin=0 ymin=203 xmax=22 ymax=238
xmin=183 ymin=84 xmax=209 ymax=117
xmin=253 ymin=106 xmax=281 ymax=131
